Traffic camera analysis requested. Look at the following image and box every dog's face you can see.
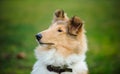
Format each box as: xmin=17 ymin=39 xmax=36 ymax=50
xmin=38 ymin=22 xmax=68 ymax=45
xmin=36 ymin=10 xmax=86 ymax=56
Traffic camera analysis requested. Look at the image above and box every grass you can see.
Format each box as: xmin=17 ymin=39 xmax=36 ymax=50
xmin=0 ymin=0 xmax=120 ymax=74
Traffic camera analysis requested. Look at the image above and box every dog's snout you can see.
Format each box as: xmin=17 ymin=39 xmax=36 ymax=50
xmin=35 ymin=34 xmax=42 ymax=41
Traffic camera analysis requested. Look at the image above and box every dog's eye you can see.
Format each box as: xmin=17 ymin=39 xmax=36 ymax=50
xmin=58 ymin=29 xmax=62 ymax=32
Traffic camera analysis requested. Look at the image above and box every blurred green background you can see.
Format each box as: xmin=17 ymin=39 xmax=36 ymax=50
xmin=0 ymin=0 xmax=120 ymax=74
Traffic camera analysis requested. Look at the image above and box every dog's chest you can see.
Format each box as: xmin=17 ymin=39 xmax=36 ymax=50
xmin=35 ymin=48 xmax=85 ymax=66
xmin=32 ymin=47 xmax=87 ymax=74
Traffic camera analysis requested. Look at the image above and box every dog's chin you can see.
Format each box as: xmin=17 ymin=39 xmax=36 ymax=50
xmin=39 ymin=41 xmax=54 ymax=45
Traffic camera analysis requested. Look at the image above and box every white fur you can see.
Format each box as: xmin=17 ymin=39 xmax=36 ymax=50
xmin=31 ymin=45 xmax=88 ymax=74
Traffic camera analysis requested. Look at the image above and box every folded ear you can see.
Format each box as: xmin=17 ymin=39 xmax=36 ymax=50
xmin=52 ymin=9 xmax=69 ymax=23
xmin=55 ymin=9 xmax=64 ymax=18
xmin=68 ymin=16 xmax=83 ymax=36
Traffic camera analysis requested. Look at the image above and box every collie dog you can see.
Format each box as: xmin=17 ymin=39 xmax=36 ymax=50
xmin=32 ymin=9 xmax=88 ymax=74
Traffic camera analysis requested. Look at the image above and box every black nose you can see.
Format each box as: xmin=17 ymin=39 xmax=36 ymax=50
xmin=35 ymin=34 xmax=42 ymax=41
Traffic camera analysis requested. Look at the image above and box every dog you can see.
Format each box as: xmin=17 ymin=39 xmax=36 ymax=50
xmin=31 ymin=9 xmax=88 ymax=74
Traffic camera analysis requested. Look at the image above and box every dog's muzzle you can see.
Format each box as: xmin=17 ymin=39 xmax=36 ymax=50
xmin=47 ymin=65 xmax=72 ymax=74
xmin=35 ymin=34 xmax=54 ymax=45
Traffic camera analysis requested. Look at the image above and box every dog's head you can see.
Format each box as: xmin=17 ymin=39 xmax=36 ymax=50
xmin=35 ymin=9 xmax=86 ymax=55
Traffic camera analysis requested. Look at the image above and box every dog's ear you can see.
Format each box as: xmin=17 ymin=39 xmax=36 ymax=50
xmin=52 ymin=9 xmax=69 ymax=23
xmin=55 ymin=9 xmax=64 ymax=18
xmin=68 ymin=16 xmax=83 ymax=36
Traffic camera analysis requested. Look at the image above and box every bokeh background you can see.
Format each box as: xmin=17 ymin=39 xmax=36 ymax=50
xmin=0 ymin=0 xmax=120 ymax=74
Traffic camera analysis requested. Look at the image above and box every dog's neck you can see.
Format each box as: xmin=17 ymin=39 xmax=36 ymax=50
xmin=54 ymin=45 xmax=79 ymax=57
xmin=37 ymin=44 xmax=85 ymax=58
xmin=35 ymin=45 xmax=86 ymax=66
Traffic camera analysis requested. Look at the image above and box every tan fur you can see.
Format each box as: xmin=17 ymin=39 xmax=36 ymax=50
xmin=33 ymin=9 xmax=88 ymax=74
xmin=52 ymin=9 xmax=69 ymax=24
xmin=39 ymin=10 xmax=87 ymax=57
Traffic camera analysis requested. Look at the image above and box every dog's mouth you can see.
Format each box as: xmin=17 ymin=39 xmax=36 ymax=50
xmin=39 ymin=41 xmax=54 ymax=45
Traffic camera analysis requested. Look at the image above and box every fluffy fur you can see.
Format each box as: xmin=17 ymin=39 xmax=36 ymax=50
xmin=32 ymin=9 xmax=88 ymax=74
